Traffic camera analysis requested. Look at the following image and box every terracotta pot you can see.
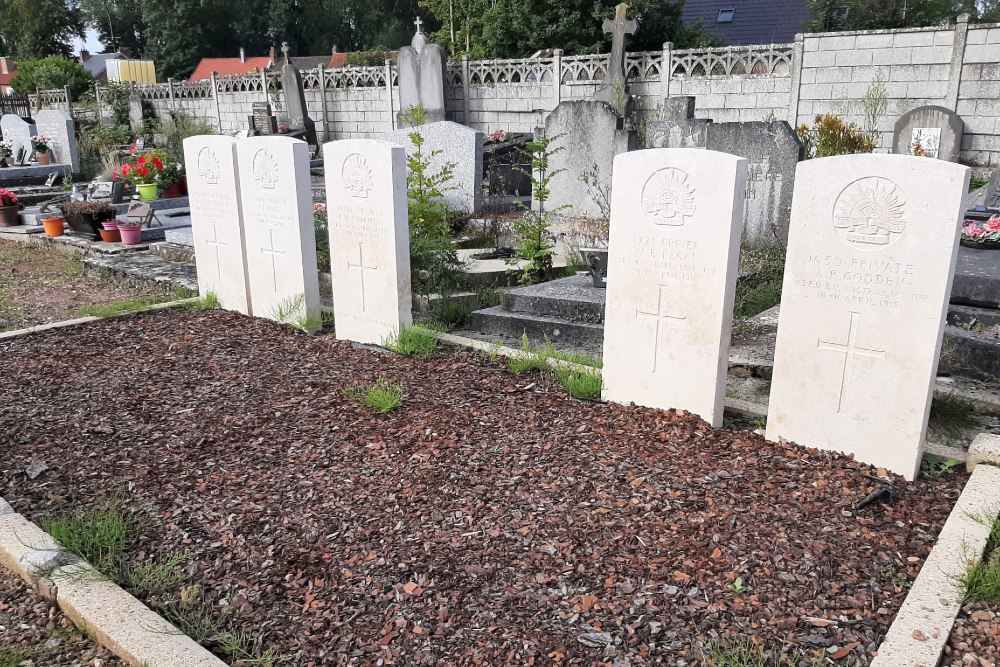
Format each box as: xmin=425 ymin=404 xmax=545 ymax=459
xmin=161 ymin=177 xmax=188 ymax=199
xmin=36 ymin=152 xmax=51 ymax=165
xmin=0 ymin=205 xmax=20 ymax=227
xmin=41 ymin=216 xmax=65 ymax=237
xmin=99 ymin=227 xmax=121 ymax=243
xmin=119 ymin=226 xmax=143 ymax=245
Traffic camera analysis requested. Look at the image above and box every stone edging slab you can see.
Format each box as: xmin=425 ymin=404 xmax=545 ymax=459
xmin=0 ymin=298 xmax=201 ymax=341
xmin=870 ymin=462 xmax=1000 ymax=666
xmin=0 ymin=495 xmax=227 ymax=667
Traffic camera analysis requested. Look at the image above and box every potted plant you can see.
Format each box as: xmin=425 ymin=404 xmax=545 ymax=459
xmin=99 ymin=220 xmax=121 ymax=243
xmin=58 ymin=201 xmax=116 ymax=240
xmin=118 ymin=151 xmax=165 ymax=202
xmin=0 ymin=188 xmax=21 ymax=227
xmin=157 ymin=157 xmax=187 ymax=199
xmin=0 ymin=140 xmax=12 ymax=166
xmin=31 ymin=135 xmax=52 ymax=165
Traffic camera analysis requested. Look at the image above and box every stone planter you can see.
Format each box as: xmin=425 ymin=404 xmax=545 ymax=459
xmin=60 ymin=207 xmax=116 ymax=241
xmin=0 ymin=205 xmax=20 ymax=227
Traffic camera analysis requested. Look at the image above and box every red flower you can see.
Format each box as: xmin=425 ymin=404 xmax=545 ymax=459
xmin=137 ymin=155 xmax=147 ymax=167
xmin=138 ymin=167 xmax=150 ymax=177
xmin=151 ymin=157 xmax=163 ymax=170
xmin=121 ymin=164 xmax=130 ymax=175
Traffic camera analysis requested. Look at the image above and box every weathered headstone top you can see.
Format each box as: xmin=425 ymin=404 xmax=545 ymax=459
xmin=397 ymin=18 xmax=447 ymax=123
xmin=183 ymin=135 xmax=251 ymax=314
xmin=644 ymin=96 xmax=711 ymax=150
xmin=706 ymin=120 xmax=803 ymax=245
xmin=280 ymin=45 xmax=317 ymax=148
xmin=0 ymin=114 xmax=36 ymax=164
xmin=385 ymin=121 xmax=485 ymax=214
xmin=593 ymin=3 xmax=638 ymax=105
xmin=236 ymin=136 xmax=321 ymax=328
xmin=34 ymin=109 xmax=79 ymax=171
xmin=767 ymin=154 xmax=970 ymax=480
xmin=323 ymin=139 xmax=412 ymax=345
xmin=892 ymin=105 xmax=964 ymax=162
xmin=602 ymin=148 xmax=748 ymax=427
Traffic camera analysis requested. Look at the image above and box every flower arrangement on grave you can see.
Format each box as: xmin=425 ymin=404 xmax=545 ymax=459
xmin=0 ymin=140 xmax=12 ymax=163
xmin=30 ymin=135 xmax=51 ymax=154
xmin=278 ymin=123 xmax=289 ymax=134
xmin=0 ymin=188 xmax=19 ymax=207
xmin=912 ymin=142 xmax=927 ymax=157
xmin=0 ymin=188 xmax=22 ymax=226
xmin=116 ymin=150 xmax=167 ymax=201
xmin=487 ymin=129 xmax=508 ymax=144
xmin=962 ymin=217 xmax=1000 ymax=249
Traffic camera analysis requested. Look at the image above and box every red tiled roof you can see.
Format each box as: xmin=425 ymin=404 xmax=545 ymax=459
xmin=0 ymin=71 xmax=16 ymax=86
xmin=329 ymin=53 xmax=347 ymax=68
xmin=189 ymin=56 xmax=272 ymax=81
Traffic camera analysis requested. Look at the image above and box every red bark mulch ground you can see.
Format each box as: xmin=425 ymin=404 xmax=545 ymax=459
xmin=0 ymin=309 xmax=967 ymax=666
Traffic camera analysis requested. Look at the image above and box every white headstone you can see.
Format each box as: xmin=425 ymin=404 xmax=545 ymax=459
xmin=322 ymin=139 xmax=412 ymax=345
xmin=766 ymin=154 xmax=970 ymax=480
xmin=385 ymin=121 xmax=484 ymax=214
xmin=602 ymin=148 xmax=748 ymax=427
xmin=1 ymin=114 xmax=36 ymax=163
xmin=182 ymin=135 xmax=251 ymax=314
xmin=236 ymin=136 xmax=321 ymax=329
xmin=34 ymin=110 xmax=79 ymax=171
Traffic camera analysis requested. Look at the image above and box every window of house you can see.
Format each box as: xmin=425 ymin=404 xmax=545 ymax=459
xmin=717 ymin=9 xmax=735 ymax=22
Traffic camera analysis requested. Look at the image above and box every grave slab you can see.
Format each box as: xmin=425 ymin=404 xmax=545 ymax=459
xmin=323 ymin=139 xmax=412 ymax=345
xmin=602 ymin=148 xmax=748 ymax=427
xmin=767 ymin=154 xmax=970 ymax=480
xmin=385 ymin=121 xmax=484 ymax=214
xmin=183 ymin=135 xmax=251 ymax=314
xmin=236 ymin=136 xmax=321 ymax=329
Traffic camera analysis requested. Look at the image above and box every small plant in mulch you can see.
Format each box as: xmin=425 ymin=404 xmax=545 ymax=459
xmin=703 ymin=638 xmax=824 ymax=666
xmin=507 ymin=334 xmax=603 ymax=399
xmin=345 ymin=378 xmax=404 ymax=414
xmin=552 ymin=366 xmax=602 ymax=400
xmin=960 ymin=510 xmax=1000 ymax=604
xmin=184 ymin=292 xmax=220 ymax=311
xmin=385 ymin=325 xmax=439 ymax=358
xmin=423 ymin=302 xmax=471 ymax=331
xmin=928 ymin=392 xmax=981 ymax=443
xmin=0 ymin=645 xmax=33 ymax=667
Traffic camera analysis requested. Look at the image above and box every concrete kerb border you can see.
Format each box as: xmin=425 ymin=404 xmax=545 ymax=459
xmin=0 ymin=495 xmax=226 ymax=666
xmin=0 ymin=297 xmax=202 ymax=341
xmin=870 ymin=462 xmax=1000 ymax=667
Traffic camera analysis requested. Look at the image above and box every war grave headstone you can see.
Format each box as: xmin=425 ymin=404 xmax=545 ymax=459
xmin=34 ymin=110 xmax=79 ymax=172
xmin=602 ymin=148 xmax=749 ymax=427
xmin=766 ymin=155 xmax=970 ymax=480
xmin=250 ymin=102 xmax=277 ymax=136
xmin=1 ymin=114 xmax=36 ymax=164
xmin=397 ymin=18 xmax=447 ymax=123
xmin=279 ymin=43 xmax=317 ymax=149
xmin=236 ymin=136 xmax=321 ymax=328
xmin=183 ymin=135 xmax=252 ymax=314
xmin=892 ymin=105 xmax=964 ymax=162
xmin=593 ymin=3 xmax=637 ymax=104
xmin=644 ymin=97 xmax=711 ymax=150
xmin=386 ymin=121 xmax=485 ymax=214
xmin=706 ymin=121 xmax=803 ymax=245
xmin=323 ymin=139 xmax=412 ymax=345
xmin=544 ymin=101 xmax=637 ymax=218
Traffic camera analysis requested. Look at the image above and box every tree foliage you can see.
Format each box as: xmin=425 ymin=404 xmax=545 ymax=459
xmin=0 ymin=0 xmax=84 ymax=58
xmin=79 ymin=0 xmax=146 ymax=56
xmin=9 ymin=56 xmax=94 ymax=99
xmin=807 ymin=0 xmax=998 ymax=31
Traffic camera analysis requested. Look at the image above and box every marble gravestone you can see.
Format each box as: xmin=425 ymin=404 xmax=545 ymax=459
xmin=385 ymin=121 xmax=485 ymax=214
xmin=183 ymin=135 xmax=251 ymax=314
xmin=34 ymin=110 xmax=79 ymax=172
xmin=397 ymin=19 xmax=447 ymax=123
xmin=706 ymin=121 xmax=803 ymax=245
xmin=236 ymin=136 xmax=321 ymax=329
xmin=644 ymin=97 xmax=711 ymax=150
xmin=323 ymin=139 xmax=412 ymax=345
xmin=544 ymin=100 xmax=637 ymax=218
xmin=1 ymin=114 xmax=36 ymax=163
xmin=892 ymin=105 xmax=964 ymax=162
xmin=767 ymin=155 xmax=970 ymax=480
xmin=602 ymin=148 xmax=749 ymax=427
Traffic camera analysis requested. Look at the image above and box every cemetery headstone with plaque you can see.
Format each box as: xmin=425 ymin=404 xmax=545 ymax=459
xmin=183 ymin=135 xmax=252 ymax=314
xmin=892 ymin=106 xmax=964 ymax=162
xmin=323 ymin=139 xmax=412 ymax=345
xmin=236 ymin=136 xmax=321 ymax=329
xmin=1 ymin=114 xmax=36 ymax=164
xmin=250 ymin=102 xmax=277 ymax=136
xmin=766 ymin=154 xmax=970 ymax=480
xmin=602 ymin=148 xmax=749 ymax=427
xmin=34 ymin=110 xmax=79 ymax=171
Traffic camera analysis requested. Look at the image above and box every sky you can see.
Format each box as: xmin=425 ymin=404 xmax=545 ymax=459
xmin=73 ymin=27 xmax=105 ymax=54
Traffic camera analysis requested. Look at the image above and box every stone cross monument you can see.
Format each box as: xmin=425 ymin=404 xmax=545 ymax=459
xmin=594 ymin=3 xmax=638 ymax=106
xmin=397 ymin=16 xmax=448 ymax=124
xmin=279 ymin=41 xmax=317 ymax=148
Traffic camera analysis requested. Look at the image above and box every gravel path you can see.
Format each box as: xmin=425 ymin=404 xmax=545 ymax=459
xmin=0 ymin=309 xmax=968 ymax=666
xmin=0 ymin=568 xmax=125 ymax=666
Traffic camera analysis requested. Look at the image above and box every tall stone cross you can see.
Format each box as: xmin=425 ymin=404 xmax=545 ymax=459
xmin=594 ymin=3 xmax=638 ymax=105
xmin=414 ymin=16 xmax=424 ymax=34
xmin=281 ymin=42 xmax=290 ymax=65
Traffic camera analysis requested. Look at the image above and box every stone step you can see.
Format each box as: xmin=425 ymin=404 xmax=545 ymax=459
xmin=504 ymin=274 xmax=606 ymax=322
xmin=468 ymin=306 xmax=604 ymax=348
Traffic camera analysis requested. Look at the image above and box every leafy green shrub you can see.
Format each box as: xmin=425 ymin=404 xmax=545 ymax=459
xmin=147 ymin=112 xmax=215 ymax=165
xmin=796 ymin=114 xmax=876 ymax=159
xmin=345 ymin=49 xmax=394 ymax=67
xmin=385 ymin=325 xmax=440 ymax=358
xmin=314 ymin=203 xmax=330 ymax=273
xmin=734 ymin=246 xmax=786 ymax=320
xmin=10 ymin=56 xmax=93 ymax=99
xmin=510 ymin=133 xmax=566 ymax=284
xmin=425 ymin=302 xmax=471 ymax=330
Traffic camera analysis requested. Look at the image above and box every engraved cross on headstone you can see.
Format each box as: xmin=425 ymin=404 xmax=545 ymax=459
xmin=347 ymin=242 xmax=378 ymax=312
xmin=817 ymin=312 xmax=885 ymax=414
xmin=636 ymin=285 xmax=686 ymax=374
xmin=594 ymin=3 xmax=638 ymax=104
xmin=204 ymin=222 xmax=228 ymax=281
xmin=260 ymin=229 xmax=286 ymax=292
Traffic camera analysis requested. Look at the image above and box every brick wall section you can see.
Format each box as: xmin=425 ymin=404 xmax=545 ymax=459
xmin=60 ymin=18 xmax=1000 ymax=168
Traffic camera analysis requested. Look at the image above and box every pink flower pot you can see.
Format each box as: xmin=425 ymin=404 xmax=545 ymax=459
xmin=102 ymin=221 xmax=119 ymax=230
xmin=119 ymin=226 xmax=143 ymax=245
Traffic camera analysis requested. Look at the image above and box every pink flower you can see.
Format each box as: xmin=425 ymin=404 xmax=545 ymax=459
xmin=965 ymin=225 xmax=986 ymax=238
xmin=987 ymin=217 xmax=1000 ymax=233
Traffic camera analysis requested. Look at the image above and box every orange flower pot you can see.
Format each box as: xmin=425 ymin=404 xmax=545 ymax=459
xmin=41 ymin=216 xmax=65 ymax=237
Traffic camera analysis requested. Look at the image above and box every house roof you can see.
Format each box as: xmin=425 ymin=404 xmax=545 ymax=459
xmin=189 ymin=56 xmax=273 ymax=81
xmin=681 ymin=0 xmax=811 ymax=45
xmin=0 ymin=65 xmax=17 ymax=87
xmin=330 ymin=53 xmax=347 ymax=68
xmin=81 ymin=52 xmax=127 ymax=78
